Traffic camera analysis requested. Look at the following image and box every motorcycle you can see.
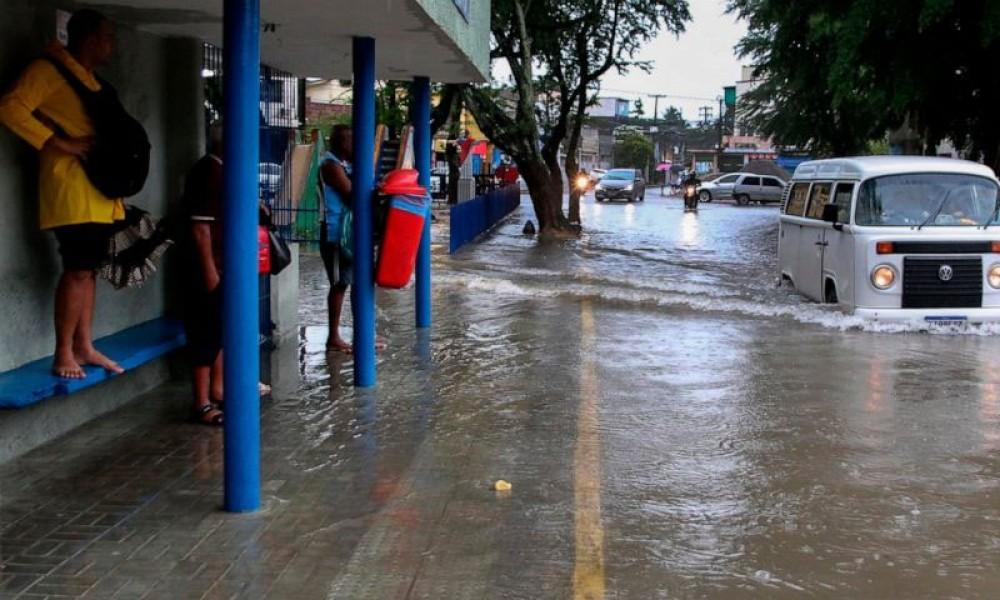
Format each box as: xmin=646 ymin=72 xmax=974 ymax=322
xmin=683 ymin=183 xmax=699 ymax=212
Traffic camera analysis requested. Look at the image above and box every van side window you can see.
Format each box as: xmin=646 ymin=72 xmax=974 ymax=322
xmin=743 ymin=176 xmax=761 ymax=186
xmin=762 ymin=178 xmax=784 ymax=187
xmin=719 ymin=174 xmax=740 ymax=184
xmin=832 ymin=182 xmax=855 ymax=224
xmin=806 ymin=182 xmax=832 ymax=219
xmin=784 ymin=182 xmax=810 ymax=216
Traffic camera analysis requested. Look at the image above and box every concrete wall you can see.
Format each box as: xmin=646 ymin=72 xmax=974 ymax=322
xmin=0 ymin=1 xmax=204 ymax=371
xmin=415 ymin=0 xmax=491 ymax=81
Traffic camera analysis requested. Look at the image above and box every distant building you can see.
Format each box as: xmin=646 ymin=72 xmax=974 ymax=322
xmin=579 ymin=125 xmax=600 ymax=171
xmin=305 ymin=79 xmax=352 ymax=124
xmin=598 ymin=129 xmax=615 ymax=169
xmin=727 ymin=66 xmax=775 ymax=151
xmin=591 ymin=97 xmax=631 ymax=119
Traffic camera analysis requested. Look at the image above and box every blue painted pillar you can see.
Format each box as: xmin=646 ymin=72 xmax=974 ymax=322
xmin=352 ymin=37 xmax=377 ymax=387
xmin=222 ymin=0 xmax=261 ymax=512
xmin=412 ymin=77 xmax=432 ymax=328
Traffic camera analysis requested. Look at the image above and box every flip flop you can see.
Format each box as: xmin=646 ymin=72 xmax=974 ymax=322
xmin=193 ymin=404 xmax=224 ymax=427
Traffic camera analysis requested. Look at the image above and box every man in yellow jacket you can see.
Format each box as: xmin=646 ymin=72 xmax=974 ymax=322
xmin=0 ymin=10 xmax=125 ymax=379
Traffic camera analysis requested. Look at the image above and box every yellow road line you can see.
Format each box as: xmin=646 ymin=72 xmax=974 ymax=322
xmin=574 ymin=300 xmax=605 ymax=600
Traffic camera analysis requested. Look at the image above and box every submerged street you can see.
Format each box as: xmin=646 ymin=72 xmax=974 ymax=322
xmin=440 ymin=195 xmax=1000 ymax=598
xmin=2 ymin=194 xmax=999 ymax=599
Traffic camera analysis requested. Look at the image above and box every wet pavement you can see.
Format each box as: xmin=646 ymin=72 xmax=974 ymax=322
xmin=1 ymin=192 xmax=999 ymax=599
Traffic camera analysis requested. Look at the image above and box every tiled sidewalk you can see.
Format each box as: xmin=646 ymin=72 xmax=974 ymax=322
xmin=0 ymin=254 xmax=585 ymax=599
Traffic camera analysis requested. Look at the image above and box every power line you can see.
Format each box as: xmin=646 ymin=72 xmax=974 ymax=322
xmin=600 ymin=87 xmax=718 ymax=103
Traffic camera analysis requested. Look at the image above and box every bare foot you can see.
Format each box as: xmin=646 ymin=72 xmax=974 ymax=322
xmin=326 ymin=338 xmax=387 ymax=354
xmin=326 ymin=338 xmax=353 ymax=354
xmin=75 ymin=347 xmax=125 ymax=375
xmin=53 ymin=351 xmax=86 ymax=379
xmin=210 ymin=382 xmax=269 ymax=408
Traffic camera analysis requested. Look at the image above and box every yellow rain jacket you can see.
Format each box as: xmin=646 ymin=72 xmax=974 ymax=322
xmin=0 ymin=44 xmax=124 ymax=230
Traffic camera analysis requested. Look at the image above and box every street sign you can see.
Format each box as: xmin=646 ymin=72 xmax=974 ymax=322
xmin=724 ymin=86 xmax=737 ymax=107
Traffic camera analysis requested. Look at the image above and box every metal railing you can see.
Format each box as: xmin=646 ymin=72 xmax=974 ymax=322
xmin=449 ymin=184 xmax=520 ymax=253
xmin=202 ymin=44 xmax=306 ymax=345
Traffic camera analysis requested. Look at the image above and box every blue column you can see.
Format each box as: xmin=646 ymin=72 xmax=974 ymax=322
xmin=352 ymin=37 xmax=377 ymax=387
xmin=222 ymin=0 xmax=261 ymax=512
xmin=412 ymin=77 xmax=432 ymax=328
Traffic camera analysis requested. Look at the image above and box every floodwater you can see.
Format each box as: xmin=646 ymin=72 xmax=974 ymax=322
xmin=296 ymin=193 xmax=1000 ymax=599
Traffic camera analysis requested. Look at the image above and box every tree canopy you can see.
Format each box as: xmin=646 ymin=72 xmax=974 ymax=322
xmin=615 ymin=133 xmax=654 ymax=170
xmin=728 ymin=0 xmax=1000 ymax=167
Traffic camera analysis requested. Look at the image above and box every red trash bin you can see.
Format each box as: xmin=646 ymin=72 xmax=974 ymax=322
xmin=376 ymin=169 xmax=429 ymax=289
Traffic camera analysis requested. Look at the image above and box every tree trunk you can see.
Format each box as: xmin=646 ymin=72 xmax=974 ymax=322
xmin=564 ymin=101 xmax=587 ymax=225
xmin=565 ymin=152 xmax=582 ymax=225
xmin=446 ymin=144 xmax=461 ymax=206
xmin=520 ymin=161 xmax=575 ymax=236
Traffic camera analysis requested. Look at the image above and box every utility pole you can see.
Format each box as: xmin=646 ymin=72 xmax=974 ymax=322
xmin=649 ymin=93 xmax=668 ymax=125
xmin=717 ymin=96 xmax=724 ymax=172
xmin=649 ymin=93 xmax=667 ymax=183
xmin=699 ymin=105 xmax=714 ymax=127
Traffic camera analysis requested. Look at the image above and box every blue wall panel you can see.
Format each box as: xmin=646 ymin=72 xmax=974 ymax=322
xmin=449 ymin=185 xmax=520 ymax=254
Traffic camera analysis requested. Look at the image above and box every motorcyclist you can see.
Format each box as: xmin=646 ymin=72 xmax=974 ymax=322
xmin=682 ymin=170 xmax=702 ymax=210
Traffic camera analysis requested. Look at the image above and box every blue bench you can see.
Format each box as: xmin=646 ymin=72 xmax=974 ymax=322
xmin=0 ymin=318 xmax=186 ymax=409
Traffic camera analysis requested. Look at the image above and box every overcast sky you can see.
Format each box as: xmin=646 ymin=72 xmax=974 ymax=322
xmin=598 ymin=0 xmax=748 ymax=121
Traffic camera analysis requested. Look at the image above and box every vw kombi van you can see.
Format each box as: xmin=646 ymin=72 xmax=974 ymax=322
xmin=778 ymin=157 xmax=1000 ymax=324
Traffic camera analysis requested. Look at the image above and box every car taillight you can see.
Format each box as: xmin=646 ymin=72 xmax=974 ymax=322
xmin=991 ymin=241 xmax=1000 ymax=253
xmin=876 ymin=242 xmax=894 ymax=255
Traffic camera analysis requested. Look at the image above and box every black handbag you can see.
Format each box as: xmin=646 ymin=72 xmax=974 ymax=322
xmin=268 ymin=228 xmax=292 ymax=275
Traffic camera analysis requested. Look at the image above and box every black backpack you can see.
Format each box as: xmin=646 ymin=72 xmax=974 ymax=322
xmin=44 ymin=57 xmax=150 ymax=199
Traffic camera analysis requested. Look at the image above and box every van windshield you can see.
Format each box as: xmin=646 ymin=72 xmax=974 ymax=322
xmin=856 ymin=174 xmax=1000 ymax=227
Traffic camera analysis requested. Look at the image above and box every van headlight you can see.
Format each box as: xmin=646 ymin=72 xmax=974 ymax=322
xmin=871 ymin=265 xmax=897 ymax=290
xmin=989 ymin=264 xmax=1000 ymax=289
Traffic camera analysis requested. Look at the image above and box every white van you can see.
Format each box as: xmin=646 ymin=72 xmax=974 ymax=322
xmin=778 ymin=156 xmax=1000 ymax=324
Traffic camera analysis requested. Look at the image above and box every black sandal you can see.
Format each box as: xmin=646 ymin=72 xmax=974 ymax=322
xmin=193 ymin=404 xmax=224 ymax=427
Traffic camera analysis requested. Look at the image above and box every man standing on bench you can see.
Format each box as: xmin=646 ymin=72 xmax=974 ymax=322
xmin=0 ymin=10 xmax=125 ymax=379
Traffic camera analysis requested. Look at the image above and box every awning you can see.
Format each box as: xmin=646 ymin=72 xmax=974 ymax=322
xmin=80 ymin=0 xmax=489 ymax=82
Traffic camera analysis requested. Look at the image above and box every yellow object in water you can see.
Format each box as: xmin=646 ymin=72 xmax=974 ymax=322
xmin=493 ymin=480 xmax=512 ymax=492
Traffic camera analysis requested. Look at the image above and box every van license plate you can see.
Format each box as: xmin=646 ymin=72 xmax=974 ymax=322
xmin=925 ymin=316 xmax=969 ymax=329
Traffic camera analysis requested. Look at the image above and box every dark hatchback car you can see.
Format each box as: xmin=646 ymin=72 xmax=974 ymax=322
xmin=595 ymin=168 xmax=646 ymax=202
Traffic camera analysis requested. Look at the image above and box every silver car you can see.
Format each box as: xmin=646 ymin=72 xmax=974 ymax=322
xmin=697 ymin=172 xmax=742 ymax=203
xmin=731 ymin=174 xmax=787 ymax=205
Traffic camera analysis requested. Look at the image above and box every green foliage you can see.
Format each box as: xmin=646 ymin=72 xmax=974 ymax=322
xmin=865 ymin=137 xmax=891 ymax=156
xmin=728 ymin=0 xmax=1000 ymax=167
xmin=376 ymin=82 xmax=410 ymax=139
xmin=661 ymin=106 xmax=685 ymax=127
xmin=309 ymin=112 xmax=352 ymax=143
xmin=632 ymin=98 xmax=645 ymax=119
xmin=615 ymin=133 xmax=654 ymax=170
